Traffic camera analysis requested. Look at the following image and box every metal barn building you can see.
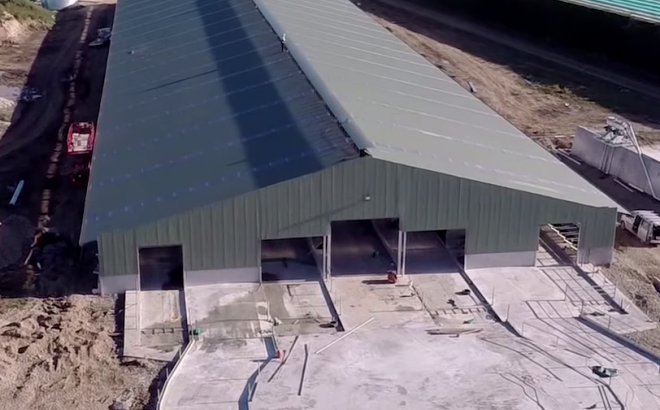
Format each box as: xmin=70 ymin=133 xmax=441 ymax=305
xmin=83 ymin=0 xmax=619 ymax=294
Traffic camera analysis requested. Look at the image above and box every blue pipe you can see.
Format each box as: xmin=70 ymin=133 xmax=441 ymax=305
xmin=9 ymin=180 xmax=24 ymax=206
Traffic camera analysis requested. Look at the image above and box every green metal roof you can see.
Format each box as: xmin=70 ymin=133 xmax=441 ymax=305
xmin=256 ymin=0 xmax=619 ymax=209
xmin=559 ymin=0 xmax=660 ymax=24
xmin=80 ymin=0 xmax=359 ymax=244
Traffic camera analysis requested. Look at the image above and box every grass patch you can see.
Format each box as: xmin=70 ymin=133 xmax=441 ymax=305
xmin=0 ymin=0 xmax=54 ymax=24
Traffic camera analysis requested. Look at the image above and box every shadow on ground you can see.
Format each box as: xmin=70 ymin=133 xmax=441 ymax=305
xmin=359 ymin=0 xmax=660 ymax=133
xmin=0 ymin=2 xmax=114 ymax=298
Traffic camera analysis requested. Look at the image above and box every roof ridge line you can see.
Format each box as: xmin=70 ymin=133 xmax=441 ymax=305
xmin=252 ymin=0 xmax=366 ymax=155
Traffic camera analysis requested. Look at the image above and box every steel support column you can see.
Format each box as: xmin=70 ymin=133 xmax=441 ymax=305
xmin=322 ymin=235 xmax=328 ymax=279
xmin=327 ymin=230 xmax=332 ymax=279
xmin=397 ymin=230 xmax=403 ymax=276
xmin=401 ymin=231 xmax=407 ymax=276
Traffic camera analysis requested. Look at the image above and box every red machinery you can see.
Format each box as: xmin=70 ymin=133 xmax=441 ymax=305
xmin=66 ymin=122 xmax=95 ymax=185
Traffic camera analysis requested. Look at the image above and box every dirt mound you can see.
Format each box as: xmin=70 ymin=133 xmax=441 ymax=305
xmin=0 ymin=214 xmax=33 ymax=271
xmin=0 ymin=12 xmax=30 ymax=44
xmin=0 ymin=295 xmax=161 ymax=410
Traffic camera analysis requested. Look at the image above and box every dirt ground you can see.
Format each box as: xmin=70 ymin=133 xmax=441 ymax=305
xmin=0 ymin=296 xmax=161 ymax=410
xmin=362 ymin=0 xmax=660 ymax=353
xmin=0 ymin=1 xmax=164 ymax=409
xmin=361 ymin=0 xmax=660 ymax=150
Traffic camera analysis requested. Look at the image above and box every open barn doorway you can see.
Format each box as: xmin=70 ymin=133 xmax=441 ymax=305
xmin=138 ymin=245 xmax=184 ymax=291
xmin=437 ymin=229 xmax=466 ymax=267
xmin=402 ymin=230 xmax=464 ymax=274
xmin=261 ymin=237 xmax=321 ymax=282
xmin=330 ymin=220 xmax=395 ymax=276
xmin=539 ymin=223 xmax=580 ymax=265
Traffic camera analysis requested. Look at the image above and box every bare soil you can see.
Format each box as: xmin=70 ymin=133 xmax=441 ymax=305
xmin=361 ymin=0 xmax=660 ymax=150
xmin=0 ymin=296 xmax=160 ymax=410
xmin=362 ymin=0 xmax=660 ymax=352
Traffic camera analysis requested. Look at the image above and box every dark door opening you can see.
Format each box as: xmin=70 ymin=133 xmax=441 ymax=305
xmin=139 ymin=245 xmax=184 ymax=291
xmin=330 ymin=220 xmax=395 ymax=276
xmin=402 ymin=230 xmax=463 ymax=274
xmin=261 ymin=238 xmax=321 ymax=282
xmin=437 ymin=229 xmax=466 ymax=267
xmin=541 ymin=223 xmax=580 ymax=264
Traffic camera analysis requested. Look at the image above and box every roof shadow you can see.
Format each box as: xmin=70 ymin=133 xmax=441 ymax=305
xmin=194 ymin=0 xmax=327 ymax=190
xmin=80 ymin=0 xmax=358 ymax=242
xmin=359 ymin=0 xmax=660 ymax=139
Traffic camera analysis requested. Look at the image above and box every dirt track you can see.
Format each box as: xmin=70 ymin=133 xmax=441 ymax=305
xmin=361 ymin=0 xmax=660 ymax=149
xmin=0 ymin=2 xmax=164 ymax=409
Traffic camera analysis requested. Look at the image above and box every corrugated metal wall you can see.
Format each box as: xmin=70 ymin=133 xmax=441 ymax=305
xmin=99 ymin=156 xmax=617 ymax=276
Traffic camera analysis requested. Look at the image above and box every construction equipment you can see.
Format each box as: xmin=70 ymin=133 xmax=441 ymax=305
xmin=89 ymin=28 xmax=112 ymax=47
xmin=619 ymin=210 xmax=660 ymax=245
xmin=67 ymin=122 xmax=95 ymax=185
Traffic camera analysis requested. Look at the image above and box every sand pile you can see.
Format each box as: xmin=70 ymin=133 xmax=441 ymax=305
xmin=0 ymin=215 xmax=33 ymax=271
xmin=0 ymin=295 xmax=161 ymax=410
xmin=0 ymin=12 xmax=30 ymax=44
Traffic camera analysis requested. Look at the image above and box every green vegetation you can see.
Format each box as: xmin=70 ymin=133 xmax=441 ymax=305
xmin=0 ymin=0 xmax=54 ymax=24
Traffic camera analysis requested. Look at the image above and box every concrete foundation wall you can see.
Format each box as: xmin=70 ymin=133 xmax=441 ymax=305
xmin=184 ymin=267 xmax=260 ymax=287
xmin=465 ymin=250 xmax=537 ymax=270
xmin=99 ymin=274 xmax=138 ymax=295
xmin=577 ymin=246 xmax=613 ymax=266
xmin=573 ymin=126 xmax=660 ymax=196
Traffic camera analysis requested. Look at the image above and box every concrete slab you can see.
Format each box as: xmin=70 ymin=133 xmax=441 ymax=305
xmin=411 ymin=273 xmax=492 ymax=325
xmin=161 ymin=337 xmax=268 ymax=410
xmin=370 ymin=222 xmax=490 ymax=325
xmin=329 ymin=275 xmax=431 ymax=329
xmin=185 ymin=284 xmax=271 ymax=340
xmin=251 ymin=328 xmax=597 ymax=410
xmin=160 ymin=267 xmax=660 ymax=410
xmin=123 ymin=290 xmax=185 ymax=361
xmin=262 ymin=282 xmax=337 ymax=336
xmin=140 ymin=290 xmax=183 ymax=329
xmin=466 ymin=247 xmax=656 ymax=337
xmin=248 ymin=313 xmax=660 ymax=410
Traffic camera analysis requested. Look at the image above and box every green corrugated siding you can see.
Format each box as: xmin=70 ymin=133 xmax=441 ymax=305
xmin=99 ymin=156 xmax=617 ymax=276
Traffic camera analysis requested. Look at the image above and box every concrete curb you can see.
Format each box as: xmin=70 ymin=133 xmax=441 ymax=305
xmin=156 ymin=337 xmax=196 ymax=410
xmin=577 ymin=315 xmax=660 ymax=366
xmin=306 ymin=237 xmax=345 ymax=332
